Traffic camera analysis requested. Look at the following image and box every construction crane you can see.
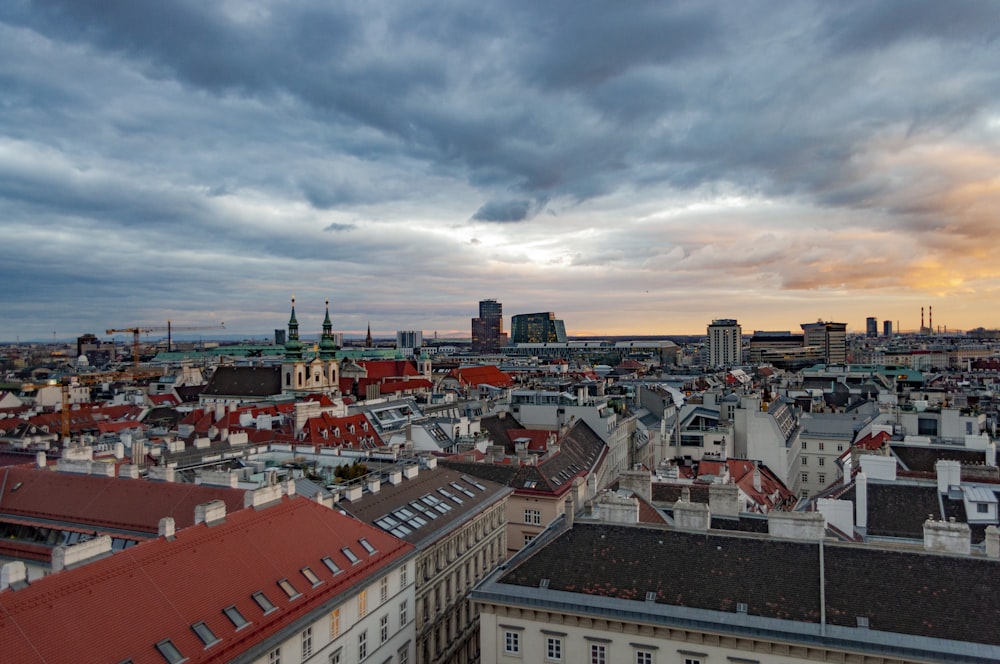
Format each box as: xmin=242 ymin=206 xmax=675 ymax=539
xmin=21 ymin=367 xmax=166 ymax=441
xmin=106 ymin=321 xmax=225 ymax=366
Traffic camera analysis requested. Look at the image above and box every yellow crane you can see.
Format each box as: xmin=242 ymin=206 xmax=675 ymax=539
xmin=22 ymin=368 xmax=168 ymax=441
xmin=106 ymin=321 xmax=225 ymax=367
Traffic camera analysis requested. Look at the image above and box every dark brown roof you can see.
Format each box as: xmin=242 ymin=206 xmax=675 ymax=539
xmin=339 ymin=467 xmax=510 ymax=548
xmin=441 ymin=419 xmax=607 ymax=496
xmin=891 ymin=445 xmax=986 ymax=473
xmin=201 ymin=366 xmax=282 ymax=398
xmin=497 ymin=523 xmax=1000 ymax=647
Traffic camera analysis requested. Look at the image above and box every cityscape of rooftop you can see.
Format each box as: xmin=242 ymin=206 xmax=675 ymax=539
xmin=3 ymin=3 xmax=1000 ymax=341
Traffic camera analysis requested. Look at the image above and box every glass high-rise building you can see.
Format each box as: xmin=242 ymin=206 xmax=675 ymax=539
xmin=472 ymin=299 xmax=506 ymax=352
xmin=866 ymin=317 xmax=878 ymax=338
xmin=510 ymin=312 xmax=567 ymax=344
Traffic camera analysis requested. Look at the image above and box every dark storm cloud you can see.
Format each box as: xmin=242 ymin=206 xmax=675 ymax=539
xmin=472 ymin=199 xmax=534 ymax=223
xmin=2 ymin=1 xmax=1000 ymax=338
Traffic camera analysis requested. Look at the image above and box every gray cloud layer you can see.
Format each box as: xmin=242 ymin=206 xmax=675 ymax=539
xmin=2 ymin=1 xmax=1000 ymax=339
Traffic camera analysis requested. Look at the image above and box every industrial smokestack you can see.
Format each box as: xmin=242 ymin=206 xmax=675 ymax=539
xmin=921 ymin=307 xmax=924 ymax=331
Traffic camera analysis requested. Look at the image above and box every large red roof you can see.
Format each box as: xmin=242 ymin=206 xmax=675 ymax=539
xmin=0 ymin=496 xmax=413 ymax=663
xmin=0 ymin=466 xmax=246 ymax=535
xmin=447 ymin=365 xmax=515 ymax=388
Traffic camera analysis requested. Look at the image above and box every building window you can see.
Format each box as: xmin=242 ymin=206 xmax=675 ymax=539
xmin=818 ymin=457 xmax=825 ymax=466
xmin=343 ymin=546 xmax=361 ymax=564
xmin=504 ymin=631 xmax=520 ymax=655
xmin=380 ymin=575 xmax=389 ymax=603
xmin=683 ymin=659 xmax=701 ymax=664
xmin=359 ymin=630 xmax=368 ymax=660
xmin=155 ymin=639 xmax=185 ymax=664
xmin=398 ymin=643 xmax=409 ymax=664
xmin=801 ymin=457 xmax=808 ymax=465
xmin=546 ymin=637 xmax=562 ymax=661
xmin=277 ymin=578 xmax=301 ymax=600
xmin=302 ymin=566 xmax=322 ymax=587
xmin=524 ymin=509 xmax=541 ymax=525
xmin=524 ymin=534 xmax=535 ymax=546
xmin=329 ymin=608 xmax=340 ymax=638
xmin=801 ymin=472 xmax=808 ymax=483
xmin=268 ymin=647 xmax=281 ymax=664
xmin=301 ymin=626 xmax=313 ymax=659
xmin=322 ymin=556 xmax=342 ymax=575
xmin=400 ymin=564 xmax=408 ymax=587
xmin=399 ymin=599 xmax=408 ymax=625
xmin=818 ymin=442 xmax=825 ymax=451
xmin=223 ymin=605 xmax=250 ymax=630
xmin=191 ymin=621 xmax=219 ymax=647
xmin=380 ymin=614 xmax=389 ymax=644
xmin=252 ymin=591 xmax=276 ymax=614
xmin=359 ymin=589 xmax=368 ymax=617
xmin=635 ymin=651 xmax=653 ymax=664
xmin=590 ymin=643 xmax=606 ymax=664
xmin=837 ymin=443 xmax=844 ymax=451
xmin=818 ymin=473 xmax=826 ymax=484
xmin=801 ymin=441 xmax=807 ymax=450
xmin=328 ymin=648 xmax=342 ymax=664
xmin=978 ymin=503 xmax=989 ymax=513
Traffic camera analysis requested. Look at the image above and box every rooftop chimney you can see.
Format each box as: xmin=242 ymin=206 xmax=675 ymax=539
xmin=194 ymin=500 xmax=227 ymax=526
xmin=709 ymin=482 xmax=740 ymax=518
xmin=158 ymin=517 xmax=176 ymax=540
xmin=0 ymin=561 xmax=28 ymax=591
xmin=768 ymin=512 xmax=826 ymax=541
xmin=672 ymin=497 xmax=710 ymax=532
xmin=923 ymin=518 xmax=970 ymax=555
xmin=51 ymin=535 xmax=113 ymax=572
xmin=986 ymin=525 xmax=1000 ymax=559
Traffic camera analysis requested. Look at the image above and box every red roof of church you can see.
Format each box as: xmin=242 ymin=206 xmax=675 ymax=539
xmin=0 ymin=496 xmax=413 ymax=663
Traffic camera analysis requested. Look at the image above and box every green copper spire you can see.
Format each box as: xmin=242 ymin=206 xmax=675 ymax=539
xmin=284 ymin=295 xmax=303 ymax=360
xmin=319 ymin=298 xmax=338 ymax=360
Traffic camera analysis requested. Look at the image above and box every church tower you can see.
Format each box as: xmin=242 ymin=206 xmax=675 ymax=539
xmin=318 ymin=299 xmax=340 ymax=390
xmin=365 ymin=322 xmax=373 ymax=348
xmin=282 ymin=296 xmax=306 ymax=391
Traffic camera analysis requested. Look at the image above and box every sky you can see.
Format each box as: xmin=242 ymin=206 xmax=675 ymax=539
xmin=3 ymin=1 xmax=1000 ymax=342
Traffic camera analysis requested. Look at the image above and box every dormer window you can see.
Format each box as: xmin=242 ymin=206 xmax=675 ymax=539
xmin=342 ymin=546 xmax=361 ymax=564
xmin=155 ymin=639 xmax=185 ymax=664
xmin=278 ymin=578 xmax=301 ymax=600
xmin=223 ymin=605 xmax=250 ymax=630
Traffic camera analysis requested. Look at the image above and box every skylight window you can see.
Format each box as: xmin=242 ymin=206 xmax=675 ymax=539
xmin=359 ymin=538 xmax=377 ymax=555
xmin=278 ymin=578 xmax=301 ymax=600
xmin=301 ymin=566 xmax=322 ymax=587
xmin=191 ymin=622 xmax=220 ymax=648
xmin=252 ymin=591 xmax=277 ymax=614
xmin=342 ymin=546 xmax=361 ymax=564
xmin=223 ymin=605 xmax=250 ymax=630
xmin=463 ymin=476 xmax=487 ymax=491
xmin=451 ymin=482 xmax=475 ymax=498
xmin=155 ymin=639 xmax=186 ymax=664
xmin=322 ymin=556 xmax=343 ymax=575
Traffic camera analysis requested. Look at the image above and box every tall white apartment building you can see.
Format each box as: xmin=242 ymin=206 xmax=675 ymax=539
xmin=708 ymin=318 xmax=742 ymax=367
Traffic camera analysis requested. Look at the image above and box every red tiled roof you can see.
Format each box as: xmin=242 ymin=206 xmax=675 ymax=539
xmin=446 ymin=365 xmax=515 ymax=388
xmin=0 ymin=466 xmax=246 ymax=534
xmin=147 ymin=394 xmax=178 ymax=406
xmin=380 ymin=378 xmax=433 ymax=394
xmin=0 ymin=496 xmax=413 ymax=664
xmin=96 ymin=420 xmax=146 ymax=434
xmin=507 ymin=429 xmax=552 ymax=452
xmin=854 ymin=430 xmax=891 ymax=451
xmin=299 ymin=412 xmax=383 ymax=450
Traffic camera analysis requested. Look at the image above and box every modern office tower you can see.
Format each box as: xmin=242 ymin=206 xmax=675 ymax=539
xmin=866 ymin=317 xmax=878 ymax=338
xmin=801 ymin=321 xmax=848 ymax=365
xmin=274 ymin=329 xmax=286 ymax=345
xmin=396 ymin=330 xmax=423 ymax=356
xmin=707 ymin=319 xmax=742 ymax=367
xmin=510 ymin=312 xmax=567 ymax=344
xmin=883 ymin=320 xmax=893 ymax=337
xmin=472 ymin=298 xmax=506 ymax=352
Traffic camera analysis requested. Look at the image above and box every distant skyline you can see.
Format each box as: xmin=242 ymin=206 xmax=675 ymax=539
xmin=3 ymin=2 xmax=1000 ymax=341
